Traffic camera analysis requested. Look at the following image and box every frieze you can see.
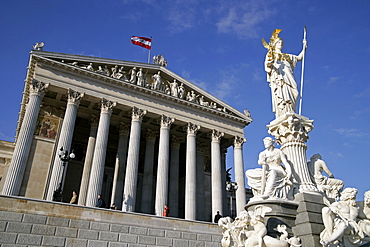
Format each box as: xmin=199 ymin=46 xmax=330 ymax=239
xmin=31 ymin=54 xmax=251 ymax=125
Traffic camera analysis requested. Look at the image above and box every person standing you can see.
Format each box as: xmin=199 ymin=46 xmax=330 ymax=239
xmin=214 ymin=211 xmax=222 ymax=223
xmin=95 ymin=194 xmax=106 ymax=208
xmin=70 ymin=191 xmax=78 ymax=204
xmin=163 ymin=204 xmax=170 ymax=217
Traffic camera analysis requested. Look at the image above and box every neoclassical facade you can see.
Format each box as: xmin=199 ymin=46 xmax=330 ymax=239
xmin=0 ymin=49 xmax=252 ymax=221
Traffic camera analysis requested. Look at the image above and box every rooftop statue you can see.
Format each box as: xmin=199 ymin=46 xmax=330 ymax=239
xmin=136 ymin=68 xmax=144 ymax=86
xmin=153 ymin=54 xmax=168 ymax=67
xmin=246 ymin=137 xmax=293 ymax=200
xmin=262 ymin=29 xmax=307 ymax=118
xmin=151 ymin=71 xmax=163 ymax=90
xmin=32 ymin=42 xmax=44 ymax=50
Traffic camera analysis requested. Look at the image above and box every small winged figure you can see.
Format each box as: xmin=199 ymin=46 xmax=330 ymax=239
xmin=32 ymin=42 xmax=44 ymax=50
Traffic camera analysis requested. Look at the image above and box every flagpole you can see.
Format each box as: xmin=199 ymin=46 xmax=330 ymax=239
xmin=298 ymin=26 xmax=307 ymax=115
xmin=147 ymin=36 xmax=152 ymax=63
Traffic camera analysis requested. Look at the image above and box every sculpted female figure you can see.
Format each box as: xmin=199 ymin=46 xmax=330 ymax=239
xmin=263 ymin=29 xmax=307 ymax=118
xmin=246 ymin=137 xmax=293 ymax=200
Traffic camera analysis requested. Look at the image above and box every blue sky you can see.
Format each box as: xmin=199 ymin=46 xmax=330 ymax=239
xmin=1 ymin=0 xmax=369 ymax=198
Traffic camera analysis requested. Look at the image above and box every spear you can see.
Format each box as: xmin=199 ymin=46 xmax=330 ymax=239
xmin=298 ymin=26 xmax=307 ymax=115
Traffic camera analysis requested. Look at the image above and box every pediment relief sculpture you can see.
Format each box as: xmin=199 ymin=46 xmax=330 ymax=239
xmin=32 ymin=53 xmax=250 ymax=123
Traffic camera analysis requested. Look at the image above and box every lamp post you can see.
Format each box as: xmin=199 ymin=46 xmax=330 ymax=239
xmin=226 ymin=181 xmax=238 ymax=219
xmin=53 ymin=147 xmax=75 ymax=202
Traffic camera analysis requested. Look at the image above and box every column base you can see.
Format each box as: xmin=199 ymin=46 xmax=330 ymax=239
xmin=298 ymin=183 xmax=320 ymax=194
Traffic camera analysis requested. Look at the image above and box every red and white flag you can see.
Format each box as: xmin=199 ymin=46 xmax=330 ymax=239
xmin=131 ymin=36 xmax=152 ymax=50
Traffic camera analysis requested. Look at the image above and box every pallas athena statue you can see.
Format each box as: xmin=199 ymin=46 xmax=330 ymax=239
xmin=262 ymin=29 xmax=307 ymax=118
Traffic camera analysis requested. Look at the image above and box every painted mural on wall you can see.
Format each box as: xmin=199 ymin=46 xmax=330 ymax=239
xmin=35 ymin=115 xmax=60 ymax=139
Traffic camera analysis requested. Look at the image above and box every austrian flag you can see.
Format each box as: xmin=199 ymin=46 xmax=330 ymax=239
xmin=131 ymin=36 xmax=152 ymax=50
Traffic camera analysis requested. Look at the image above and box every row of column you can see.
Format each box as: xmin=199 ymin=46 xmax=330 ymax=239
xmin=2 ymin=81 xmax=247 ymax=220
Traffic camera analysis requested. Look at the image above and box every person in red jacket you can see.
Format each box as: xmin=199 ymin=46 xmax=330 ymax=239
xmin=163 ymin=204 xmax=170 ymax=217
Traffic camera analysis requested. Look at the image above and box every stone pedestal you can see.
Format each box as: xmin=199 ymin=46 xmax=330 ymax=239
xmin=293 ymin=192 xmax=326 ymax=247
xmin=246 ymin=199 xmax=298 ymax=238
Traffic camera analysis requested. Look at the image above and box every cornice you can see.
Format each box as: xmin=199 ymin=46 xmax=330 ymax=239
xmin=28 ymin=53 xmax=252 ymax=126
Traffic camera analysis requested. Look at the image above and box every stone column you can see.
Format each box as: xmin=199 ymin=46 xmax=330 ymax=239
xmin=267 ymin=113 xmax=318 ymax=193
xmin=196 ymin=142 xmax=206 ymax=221
xmin=46 ymin=89 xmax=84 ymax=201
xmin=78 ymin=116 xmax=98 ymax=205
xmin=85 ymin=99 xmax=116 ymax=207
xmin=234 ymin=136 xmax=247 ymax=216
xmin=111 ymin=123 xmax=129 ymax=209
xmin=122 ymin=107 xmax=147 ymax=212
xmin=211 ymin=129 xmax=224 ymax=218
xmin=221 ymin=148 xmax=227 ymax=215
xmin=185 ymin=122 xmax=200 ymax=220
xmin=168 ymin=135 xmax=180 ymax=217
xmin=155 ymin=115 xmax=174 ymax=216
xmin=2 ymin=80 xmax=49 ymax=196
xmin=141 ymin=129 xmax=156 ymax=214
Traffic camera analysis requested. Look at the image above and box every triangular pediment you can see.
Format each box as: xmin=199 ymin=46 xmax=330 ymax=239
xmin=29 ymin=50 xmax=252 ymax=126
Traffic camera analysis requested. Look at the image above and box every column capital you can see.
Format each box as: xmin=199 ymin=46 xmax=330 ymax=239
xmin=89 ymin=115 xmax=99 ymax=128
xmin=267 ymin=113 xmax=314 ymax=145
xmin=29 ymin=79 xmax=49 ymax=95
xmin=234 ymin=136 xmax=246 ymax=148
xmin=119 ymin=122 xmax=130 ymax=135
xmin=185 ymin=122 xmax=200 ymax=135
xmin=196 ymin=141 xmax=206 ymax=153
xmin=146 ymin=129 xmax=157 ymax=142
xmin=159 ymin=115 xmax=175 ymax=129
xmin=211 ymin=129 xmax=224 ymax=142
xmin=131 ymin=107 xmax=147 ymax=121
xmin=101 ymin=98 xmax=116 ymax=115
xmin=67 ymin=88 xmax=84 ymax=105
xmin=171 ymin=135 xmax=181 ymax=148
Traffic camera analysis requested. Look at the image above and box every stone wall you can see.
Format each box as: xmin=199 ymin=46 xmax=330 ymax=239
xmin=0 ymin=195 xmax=222 ymax=246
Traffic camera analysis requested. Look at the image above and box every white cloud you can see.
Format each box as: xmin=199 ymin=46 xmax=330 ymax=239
xmin=328 ymin=151 xmax=344 ymax=157
xmin=350 ymin=107 xmax=370 ymax=120
xmin=165 ymin=0 xmax=199 ymax=33
xmin=0 ymin=131 xmax=14 ymax=142
xmin=327 ymin=76 xmax=341 ymax=86
xmin=253 ymin=68 xmax=263 ymax=82
xmin=334 ymin=128 xmax=368 ymax=138
xmin=355 ymin=87 xmax=370 ymax=98
xmin=181 ymin=70 xmax=209 ymax=91
xmin=215 ymin=1 xmax=274 ymax=39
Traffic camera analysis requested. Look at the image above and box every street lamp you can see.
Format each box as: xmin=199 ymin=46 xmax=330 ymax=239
xmin=226 ymin=181 xmax=238 ymax=219
xmin=53 ymin=147 xmax=75 ymax=202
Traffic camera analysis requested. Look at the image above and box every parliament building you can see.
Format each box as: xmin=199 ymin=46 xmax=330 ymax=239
xmin=0 ymin=48 xmax=251 ymax=224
